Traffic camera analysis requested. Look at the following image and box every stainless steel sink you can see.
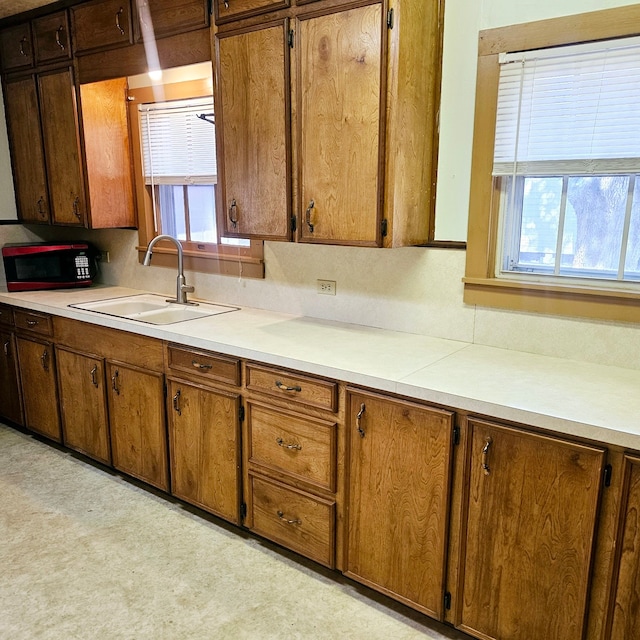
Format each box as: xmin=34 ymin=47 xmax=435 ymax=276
xmin=69 ymin=294 xmax=238 ymax=325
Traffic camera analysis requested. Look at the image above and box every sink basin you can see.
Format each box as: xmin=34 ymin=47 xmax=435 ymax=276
xmin=69 ymin=294 xmax=238 ymax=325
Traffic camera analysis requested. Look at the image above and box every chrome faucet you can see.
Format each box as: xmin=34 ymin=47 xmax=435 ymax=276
xmin=143 ymin=235 xmax=195 ymax=305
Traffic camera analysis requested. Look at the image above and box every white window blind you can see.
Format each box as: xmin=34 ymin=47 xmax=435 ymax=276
xmin=493 ymin=36 xmax=640 ymax=177
xmin=139 ymin=97 xmax=217 ymax=185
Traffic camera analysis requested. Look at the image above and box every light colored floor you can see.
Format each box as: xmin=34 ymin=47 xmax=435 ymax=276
xmin=0 ymin=424 xmax=469 ymax=640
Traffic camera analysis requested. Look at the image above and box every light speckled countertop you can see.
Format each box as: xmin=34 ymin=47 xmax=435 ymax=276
xmin=2 ymin=285 xmax=639 ymax=451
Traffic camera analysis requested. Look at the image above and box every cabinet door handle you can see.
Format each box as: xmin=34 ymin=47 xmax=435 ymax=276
xmin=115 ymin=7 xmax=125 ymax=35
xmin=481 ymin=436 xmax=493 ymax=476
xmin=90 ymin=365 xmax=98 ymax=388
xmin=19 ymin=36 xmax=28 ymax=57
xmin=224 ymin=0 xmax=230 ymax=9
xmin=55 ymin=25 xmax=65 ymax=50
xmin=276 ymin=437 xmax=302 ymax=451
xmin=40 ymin=349 xmax=49 ymax=371
xmin=173 ymin=389 xmax=182 ymax=416
xmin=3 ymin=340 xmax=10 ymax=357
xmin=228 ymin=199 xmax=238 ymax=229
xmin=72 ymin=196 xmax=81 ymax=219
xmin=192 ymin=360 xmax=213 ymax=370
xmin=275 ymin=380 xmax=301 ymax=393
xmin=305 ymin=200 xmax=315 ymax=233
xmin=111 ymin=369 xmax=120 ymax=395
xmin=26 ymin=319 xmax=39 ymax=327
xmin=37 ymin=196 xmax=46 ymax=218
xmin=277 ymin=510 xmax=301 ymax=526
xmin=356 ymin=402 xmax=366 ymax=438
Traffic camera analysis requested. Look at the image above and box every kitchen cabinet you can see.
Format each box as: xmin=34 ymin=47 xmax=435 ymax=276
xmin=243 ymin=363 xmax=339 ymax=567
xmin=14 ymin=310 xmax=60 ymax=443
xmin=166 ymin=344 xmax=242 ymax=524
xmin=345 ymin=389 xmax=454 ymax=618
xmin=56 ymin=346 xmax=111 ymax=465
xmin=134 ymin=0 xmax=209 ymax=41
xmin=33 ymin=11 xmax=71 ymax=66
xmin=71 ymin=0 xmax=134 ymax=55
xmin=0 ymin=22 xmax=34 ymax=72
xmin=0 ymin=305 xmax=23 ymax=426
xmin=606 ymin=454 xmax=640 ymax=639
xmin=456 ymin=418 xmax=606 ymax=640
xmin=215 ymin=0 xmax=442 ymax=247
xmin=213 ymin=0 xmax=289 ymax=25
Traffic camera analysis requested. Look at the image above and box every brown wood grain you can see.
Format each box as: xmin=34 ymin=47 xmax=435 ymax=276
xmin=0 ymin=22 xmax=33 ymax=71
xmin=216 ymin=21 xmax=290 ymax=240
xmin=167 ymin=344 xmax=240 ymax=386
xmin=56 ymin=346 xmax=111 ymax=465
xmin=0 ymin=330 xmax=23 ymax=426
xmin=135 ymin=0 xmax=208 ymax=41
xmin=71 ymin=0 xmax=133 ymax=55
xmin=458 ymin=419 xmax=605 ymax=640
xmin=345 ymin=389 xmax=454 ymax=618
xmin=215 ymin=0 xmax=288 ymax=25
xmin=33 ymin=10 xmax=71 ymax=65
xmin=168 ymin=378 xmax=241 ymax=523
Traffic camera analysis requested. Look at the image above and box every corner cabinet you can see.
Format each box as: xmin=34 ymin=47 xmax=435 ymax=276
xmin=214 ymin=0 xmax=442 ymax=247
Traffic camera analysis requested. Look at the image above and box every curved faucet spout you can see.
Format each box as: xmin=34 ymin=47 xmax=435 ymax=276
xmin=142 ymin=235 xmax=195 ymax=305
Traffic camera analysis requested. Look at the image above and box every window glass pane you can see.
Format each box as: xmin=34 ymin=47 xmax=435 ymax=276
xmin=187 ymin=185 xmax=217 ymax=243
xmin=157 ymin=185 xmax=186 ymax=240
xmin=516 ymin=177 xmax=563 ymax=269
xmin=562 ymin=176 xmax=628 ymax=275
xmin=625 ymin=179 xmax=640 ymax=279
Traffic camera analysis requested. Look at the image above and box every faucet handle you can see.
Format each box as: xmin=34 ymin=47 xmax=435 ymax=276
xmin=181 ymin=284 xmax=195 ymax=293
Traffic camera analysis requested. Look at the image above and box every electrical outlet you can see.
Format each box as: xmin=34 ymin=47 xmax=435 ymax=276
xmin=317 ymin=279 xmax=336 ymax=295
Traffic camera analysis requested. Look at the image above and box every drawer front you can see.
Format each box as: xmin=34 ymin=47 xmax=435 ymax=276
xmin=214 ymin=0 xmax=289 ymax=25
xmin=246 ymin=364 xmax=337 ymax=412
xmin=0 ymin=305 xmax=14 ymax=328
xmin=249 ymin=474 xmax=335 ymax=567
xmin=14 ymin=310 xmax=53 ymax=336
xmin=72 ymin=0 xmax=133 ymax=54
xmin=247 ymin=402 xmax=336 ymax=491
xmin=167 ymin=344 xmax=240 ymax=385
xmin=34 ymin=11 xmax=72 ymax=65
xmin=0 ymin=23 xmax=34 ymax=71
xmin=137 ymin=0 xmax=209 ymax=40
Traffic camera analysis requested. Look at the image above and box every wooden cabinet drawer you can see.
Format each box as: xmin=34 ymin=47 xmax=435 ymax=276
xmin=0 ymin=305 xmax=14 ymax=328
xmin=246 ymin=364 xmax=337 ymax=412
xmin=136 ymin=0 xmax=209 ymax=41
xmin=33 ymin=11 xmax=72 ymax=65
xmin=214 ymin=0 xmax=289 ymax=25
xmin=247 ymin=402 xmax=336 ymax=492
xmin=167 ymin=344 xmax=240 ymax=386
xmin=14 ymin=310 xmax=53 ymax=336
xmin=0 ymin=23 xmax=33 ymax=71
xmin=249 ymin=473 xmax=335 ymax=567
xmin=72 ymin=0 xmax=133 ymax=55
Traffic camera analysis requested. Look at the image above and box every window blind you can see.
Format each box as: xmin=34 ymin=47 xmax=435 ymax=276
xmin=493 ymin=36 xmax=640 ymax=176
xmin=139 ymin=97 xmax=217 ymax=185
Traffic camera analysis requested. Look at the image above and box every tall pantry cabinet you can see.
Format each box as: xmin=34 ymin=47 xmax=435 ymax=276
xmin=214 ymin=0 xmax=443 ymax=247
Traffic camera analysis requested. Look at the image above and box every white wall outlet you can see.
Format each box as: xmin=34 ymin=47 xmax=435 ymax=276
xmin=317 ymin=279 xmax=336 ymax=295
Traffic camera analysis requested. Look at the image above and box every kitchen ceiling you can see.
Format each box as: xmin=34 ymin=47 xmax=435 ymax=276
xmin=0 ymin=1 xmax=59 ymax=19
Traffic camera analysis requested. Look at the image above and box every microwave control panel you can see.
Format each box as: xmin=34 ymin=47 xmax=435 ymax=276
xmin=75 ymin=254 xmax=91 ymax=280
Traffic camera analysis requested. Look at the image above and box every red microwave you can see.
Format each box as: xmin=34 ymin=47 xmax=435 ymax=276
xmin=2 ymin=242 xmax=98 ymax=292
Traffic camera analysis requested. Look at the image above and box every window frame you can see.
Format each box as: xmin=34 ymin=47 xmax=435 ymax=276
xmin=129 ymin=77 xmax=264 ymax=279
xmin=464 ymin=4 xmax=640 ymax=323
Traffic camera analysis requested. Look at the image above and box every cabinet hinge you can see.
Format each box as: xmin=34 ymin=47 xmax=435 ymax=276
xmin=207 ymin=0 xmax=213 ymax=16
xmin=387 ymin=8 xmax=394 ymax=29
xmin=240 ymin=502 xmax=247 ymax=522
xmin=381 ymin=218 xmax=388 ymax=237
xmin=288 ymin=29 xmax=295 ymax=48
xmin=444 ymin=591 xmax=452 ymax=610
xmin=603 ymin=463 xmax=613 ymax=487
xmin=453 ymin=426 xmax=460 ymax=446
xmin=291 ymin=215 xmax=297 ymax=233
xmin=239 ymin=405 xmax=245 ymax=423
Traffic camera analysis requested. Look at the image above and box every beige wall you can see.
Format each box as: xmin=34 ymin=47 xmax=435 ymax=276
xmin=2 ymin=0 xmax=640 ymax=371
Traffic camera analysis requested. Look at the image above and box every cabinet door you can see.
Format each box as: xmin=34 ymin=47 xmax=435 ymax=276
xmin=16 ymin=337 xmax=61 ymax=442
xmin=57 ymin=347 xmax=111 ymax=465
xmin=136 ymin=0 xmax=208 ymax=41
xmin=216 ymin=21 xmax=290 ymax=240
xmin=346 ymin=391 xmax=454 ymax=618
xmin=0 ymin=23 xmax=33 ymax=71
xmin=0 ymin=331 xmax=23 ymax=426
xmin=71 ymin=0 xmax=133 ymax=54
xmin=458 ymin=419 xmax=605 ymax=640
xmin=3 ymin=76 xmax=50 ymax=224
xmin=214 ymin=0 xmax=289 ymax=25
xmin=38 ymin=67 xmax=87 ymax=226
xmin=107 ymin=361 xmax=168 ymax=491
xmin=33 ymin=11 xmax=71 ymax=65
xmin=168 ymin=379 xmax=241 ymax=523
xmin=297 ymin=4 xmax=384 ymax=245
xmin=607 ymin=455 xmax=640 ymax=639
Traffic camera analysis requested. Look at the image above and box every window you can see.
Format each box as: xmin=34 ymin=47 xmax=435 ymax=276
xmin=464 ymin=5 xmax=640 ymax=322
xmin=129 ymin=70 xmax=264 ymax=278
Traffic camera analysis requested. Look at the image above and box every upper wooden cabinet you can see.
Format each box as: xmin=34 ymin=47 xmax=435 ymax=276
xmin=215 ymin=0 xmax=442 ymax=247
xmin=214 ymin=0 xmax=290 ymax=25
xmin=0 ymin=22 xmax=34 ymax=72
xmin=134 ymin=0 xmax=209 ymax=41
xmin=33 ymin=11 xmax=71 ymax=66
xmin=71 ymin=0 xmax=134 ymax=55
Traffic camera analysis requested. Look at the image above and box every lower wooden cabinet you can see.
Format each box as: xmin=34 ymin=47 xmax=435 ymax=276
xmin=168 ymin=377 xmax=241 ymax=524
xmin=345 ymin=389 xmax=455 ymax=618
xmin=456 ymin=418 xmax=606 ymax=640
xmin=16 ymin=335 xmax=61 ymax=442
xmin=56 ymin=346 xmax=111 ymax=465
xmin=0 ymin=328 xmax=23 ymax=425
xmin=107 ymin=361 xmax=168 ymax=491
